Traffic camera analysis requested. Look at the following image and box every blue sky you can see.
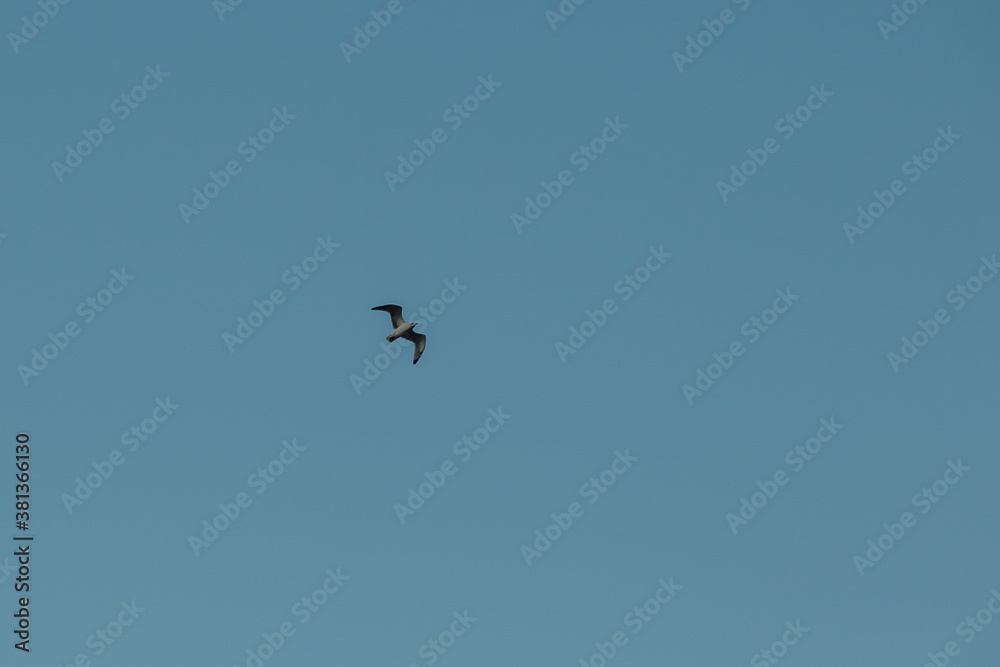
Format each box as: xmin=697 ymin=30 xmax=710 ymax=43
xmin=2 ymin=0 xmax=999 ymax=665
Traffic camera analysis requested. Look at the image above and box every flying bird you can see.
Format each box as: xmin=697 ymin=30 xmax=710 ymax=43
xmin=372 ymin=304 xmax=426 ymax=364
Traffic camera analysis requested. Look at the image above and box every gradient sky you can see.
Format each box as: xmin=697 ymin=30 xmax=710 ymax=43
xmin=3 ymin=0 xmax=999 ymax=666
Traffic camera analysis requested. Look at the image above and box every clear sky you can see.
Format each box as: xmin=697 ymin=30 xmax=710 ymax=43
xmin=3 ymin=0 xmax=999 ymax=665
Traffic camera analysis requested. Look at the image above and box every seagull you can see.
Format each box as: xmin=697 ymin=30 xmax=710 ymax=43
xmin=371 ymin=304 xmax=426 ymax=364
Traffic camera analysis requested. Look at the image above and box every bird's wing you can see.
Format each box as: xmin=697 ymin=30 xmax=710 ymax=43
xmin=402 ymin=331 xmax=426 ymax=364
xmin=372 ymin=304 xmax=405 ymax=329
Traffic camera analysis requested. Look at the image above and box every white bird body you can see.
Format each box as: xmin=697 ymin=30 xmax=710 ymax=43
xmin=372 ymin=304 xmax=426 ymax=364
xmin=388 ymin=321 xmax=417 ymax=342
